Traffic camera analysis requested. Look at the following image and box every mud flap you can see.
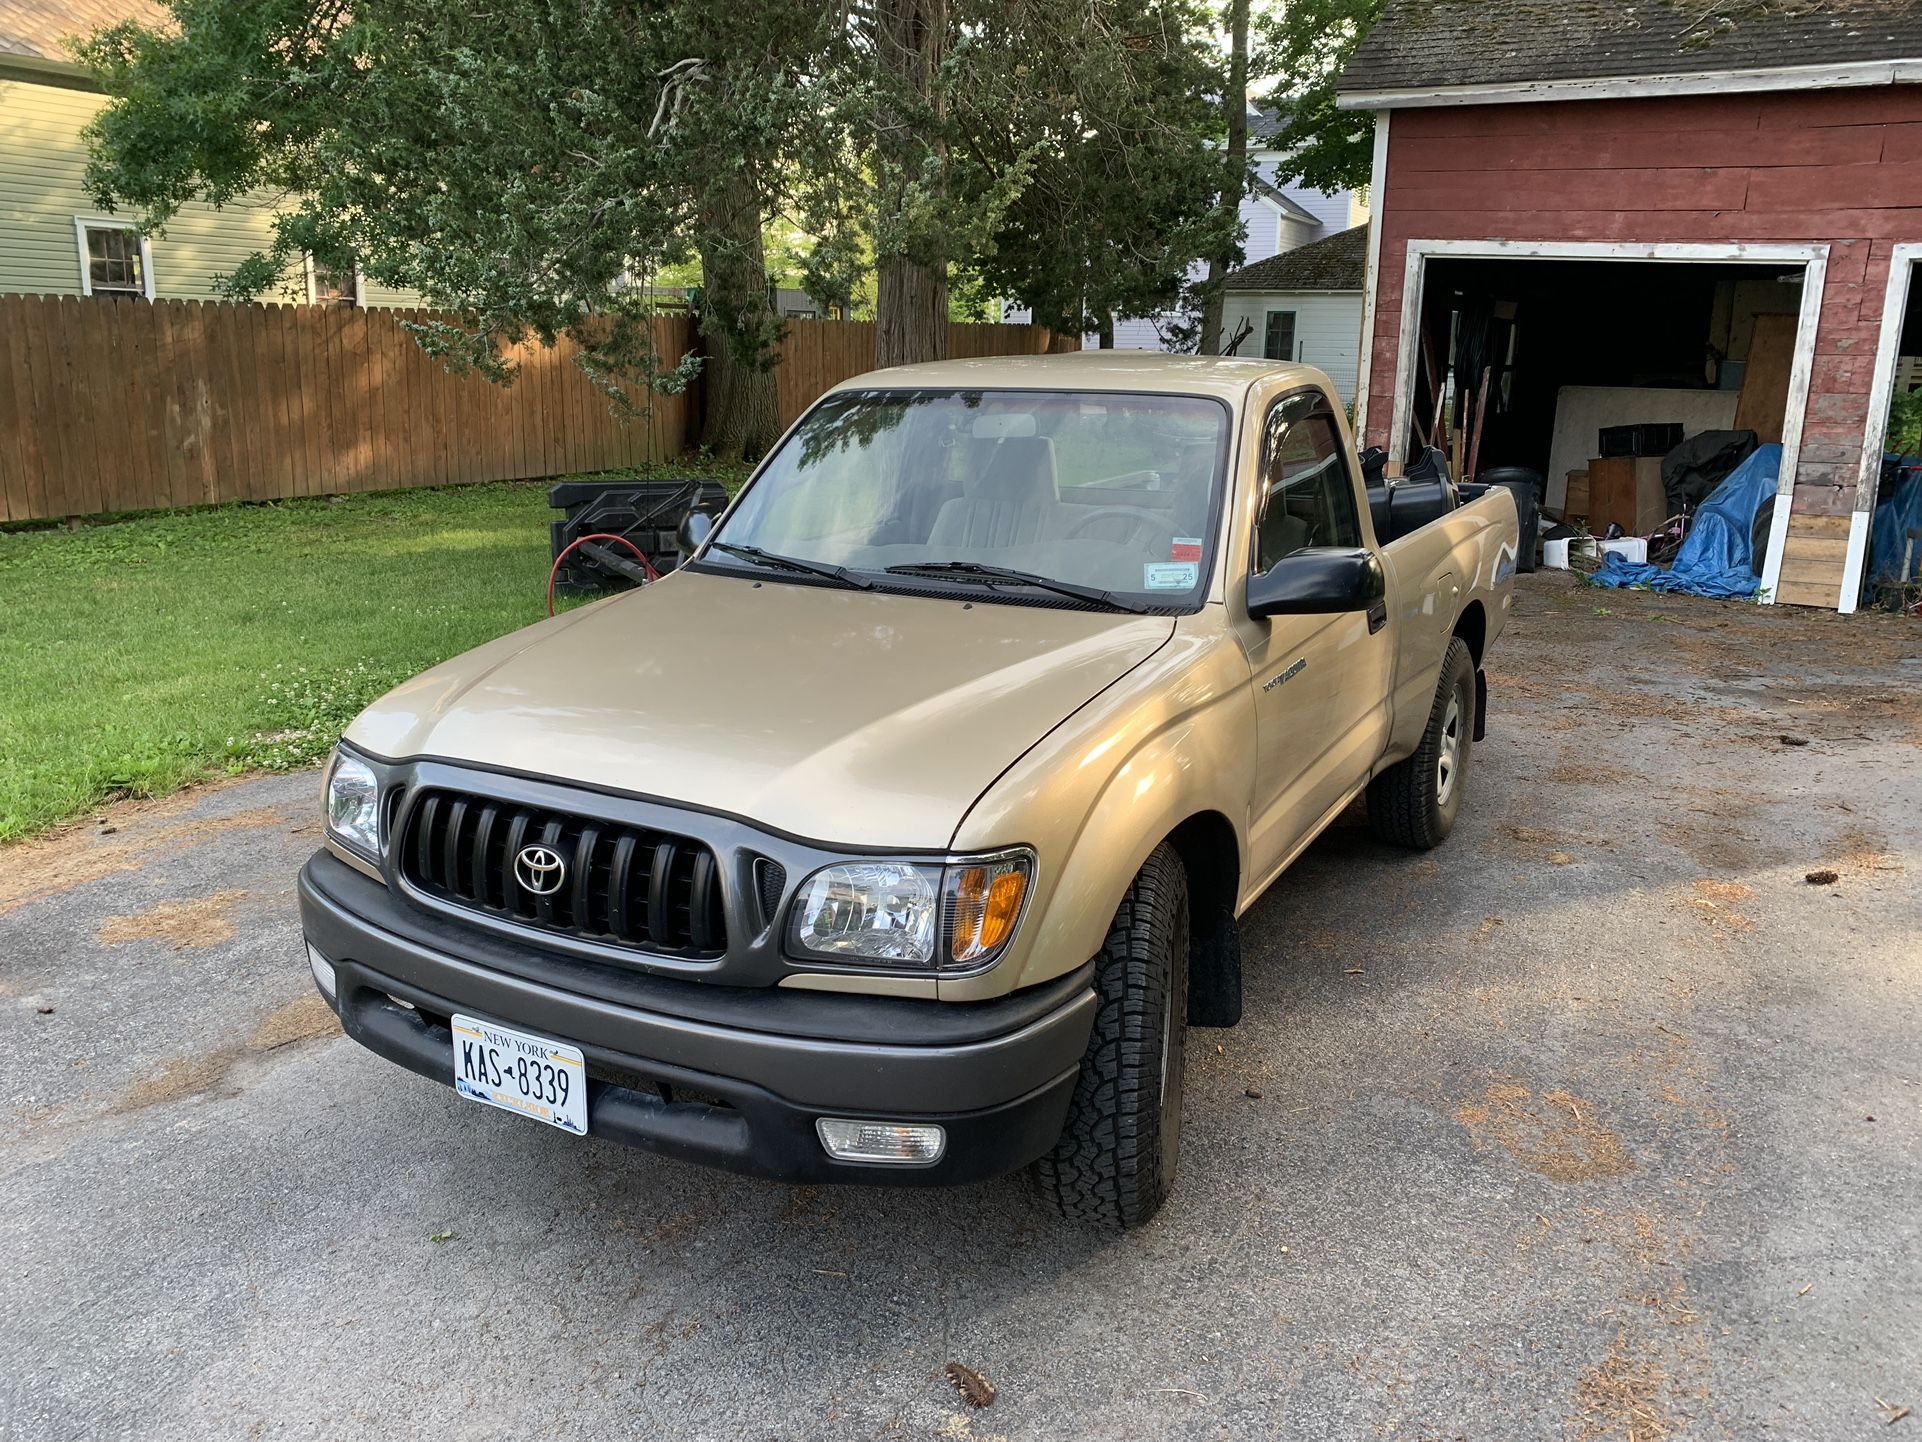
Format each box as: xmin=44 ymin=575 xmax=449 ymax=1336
xmin=1187 ymin=905 xmax=1242 ymax=1028
xmin=1474 ymin=668 xmax=1488 ymax=741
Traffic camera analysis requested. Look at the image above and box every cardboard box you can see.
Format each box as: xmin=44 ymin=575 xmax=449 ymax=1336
xmin=1563 ymin=468 xmax=1589 ymax=523
xmin=1586 ymin=456 xmax=1667 ymax=535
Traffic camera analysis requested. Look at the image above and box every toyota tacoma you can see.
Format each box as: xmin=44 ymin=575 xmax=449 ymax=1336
xmin=299 ymin=353 xmax=1518 ymax=1230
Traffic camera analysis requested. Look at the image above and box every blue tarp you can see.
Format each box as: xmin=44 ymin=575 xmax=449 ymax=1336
xmin=1590 ymin=443 xmax=1780 ymax=599
xmin=1868 ymin=459 xmax=1922 ymax=589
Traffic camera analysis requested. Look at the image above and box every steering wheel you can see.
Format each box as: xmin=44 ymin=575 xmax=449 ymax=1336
xmin=1066 ymin=506 xmax=1166 ymax=550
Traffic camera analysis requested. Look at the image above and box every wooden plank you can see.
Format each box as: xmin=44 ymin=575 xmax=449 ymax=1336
xmin=1782 ymin=535 xmax=1851 ymax=563
xmin=371 ymin=309 xmax=396 ymax=491
xmin=1 ymin=298 xmax=51 ymax=520
xmin=0 ymin=299 xmax=27 ymax=521
xmin=117 ymin=297 xmax=160 ymax=514
xmin=1387 ymin=167 xmax=1751 ymax=214
xmin=345 ymin=308 xmax=374 ymax=491
xmin=208 ymin=303 xmax=242 ymax=504
xmin=152 ymin=301 xmax=187 ymax=509
xmin=1395 ymin=93 xmax=1768 ymax=141
xmin=1393 ymin=125 xmax=1884 ymax=176
xmin=36 ymin=299 xmax=87 ymax=517
xmin=44 ymin=298 xmax=98 ymax=517
xmin=1737 ymin=312 xmax=1797 ymax=444
xmin=1776 ymin=557 xmax=1846 ymax=588
xmin=247 ymin=303 xmax=285 ymax=501
xmin=432 ymin=314 xmax=456 ymax=488
xmin=77 ymin=298 xmax=131 ymax=514
xmin=1774 ymin=578 xmax=1839 ymax=608
xmin=1787 ymin=512 xmax=1852 ymax=537
xmin=291 ymin=304 xmax=323 ymax=497
xmin=308 ymin=304 xmax=337 ymax=495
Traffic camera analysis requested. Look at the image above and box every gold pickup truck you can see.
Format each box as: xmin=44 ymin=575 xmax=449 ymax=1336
xmin=299 ymin=353 xmax=1517 ymax=1230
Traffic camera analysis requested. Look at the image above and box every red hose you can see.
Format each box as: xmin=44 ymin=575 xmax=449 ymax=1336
xmin=547 ymin=532 xmax=660 ymax=616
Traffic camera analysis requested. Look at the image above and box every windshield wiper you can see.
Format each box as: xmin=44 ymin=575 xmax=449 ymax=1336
xmin=883 ymin=561 xmax=1148 ymax=613
xmin=706 ymin=541 xmax=873 ymax=590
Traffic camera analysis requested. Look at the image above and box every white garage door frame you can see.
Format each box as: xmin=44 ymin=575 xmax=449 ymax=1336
xmin=1848 ymin=241 xmax=1922 ymax=614
xmin=1386 ymin=238 xmax=1830 ymax=607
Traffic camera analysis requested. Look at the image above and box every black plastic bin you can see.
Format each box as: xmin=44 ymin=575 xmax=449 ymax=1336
xmin=1475 ymin=465 xmax=1544 ymax=574
xmin=548 ymin=478 xmax=731 ymax=597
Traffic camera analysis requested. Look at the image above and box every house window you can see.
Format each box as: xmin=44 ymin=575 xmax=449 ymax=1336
xmin=308 ymin=256 xmax=360 ymax=307
xmin=75 ymin=220 xmax=152 ymax=299
xmin=1263 ymin=310 xmax=1297 ymax=362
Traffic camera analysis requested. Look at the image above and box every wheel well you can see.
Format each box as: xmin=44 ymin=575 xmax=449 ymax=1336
xmin=1453 ymin=600 xmax=1487 ymax=668
xmin=1165 ymin=812 xmax=1242 ymax=1028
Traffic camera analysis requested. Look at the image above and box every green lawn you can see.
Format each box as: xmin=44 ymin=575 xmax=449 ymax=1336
xmin=0 ymin=466 xmax=744 ymax=842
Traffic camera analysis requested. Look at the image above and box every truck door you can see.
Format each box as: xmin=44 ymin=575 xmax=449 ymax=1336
xmin=1233 ymin=390 xmax=1395 ymax=882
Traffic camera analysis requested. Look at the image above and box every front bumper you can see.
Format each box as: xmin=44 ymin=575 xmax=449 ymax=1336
xmin=299 ymin=852 xmax=1093 ymax=1185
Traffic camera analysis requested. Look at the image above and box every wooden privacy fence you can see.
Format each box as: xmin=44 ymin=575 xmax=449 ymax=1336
xmin=0 ymin=296 xmax=1069 ymax=523
xmin=0 ymin=296 xmax=695 ymax=523
xmin=773 ymin=320 xmax=1072 ymax=428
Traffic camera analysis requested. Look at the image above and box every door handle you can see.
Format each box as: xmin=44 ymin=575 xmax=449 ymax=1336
xmin=1367 ymin=599 xmax=1388 ymax=634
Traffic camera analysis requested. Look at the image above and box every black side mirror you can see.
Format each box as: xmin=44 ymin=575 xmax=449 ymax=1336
xmin=1246 ymin=548 xmax=1384 ymax=619
xmin=676 ymin=508 xmax=716 ymax=559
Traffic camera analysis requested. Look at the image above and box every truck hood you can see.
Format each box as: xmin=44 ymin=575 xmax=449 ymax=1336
xmin=346 ymin=570 xmax=1174 ymax=848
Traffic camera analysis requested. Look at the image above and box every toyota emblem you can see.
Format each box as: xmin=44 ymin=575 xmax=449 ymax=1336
xmin=514 ymin=844 xmax=566 ymax=896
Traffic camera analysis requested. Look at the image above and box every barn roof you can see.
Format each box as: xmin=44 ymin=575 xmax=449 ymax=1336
xmin=1340 ymin=0 xmax=1922 ymax=101
xmin=1224 ymin=225 xmax=1369 ymax=293
xmin=0 ymin=0 xmax=165 ymax=65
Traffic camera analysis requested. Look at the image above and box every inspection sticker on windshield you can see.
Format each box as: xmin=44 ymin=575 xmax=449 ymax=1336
xmin=1171 ymin=537 xmax=1203 ymax=562
xmin=451 ymin=1014 xmax=588 ymax=1135
xmin=1143 ymin=561 xmax=1198 ymax=590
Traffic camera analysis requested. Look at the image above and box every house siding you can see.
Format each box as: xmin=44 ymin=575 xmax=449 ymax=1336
xmin=0 ymin=74 xmax=415 ymax=306
xmin=1222 ymin=290 xmax=1364 ymax=405
xmin=1362 ymin=87 xmax=1922 ymax=609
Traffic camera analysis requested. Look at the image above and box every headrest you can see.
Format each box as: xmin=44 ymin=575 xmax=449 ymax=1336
xmin=979 ymin=435 xmax=1059 ymax=502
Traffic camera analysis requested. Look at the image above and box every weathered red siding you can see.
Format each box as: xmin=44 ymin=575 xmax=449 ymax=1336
xmin=1365 ymin=88 xmax=1922 ymax=605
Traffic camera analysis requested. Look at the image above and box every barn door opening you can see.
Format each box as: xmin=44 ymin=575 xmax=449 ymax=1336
xmin=1860 ymin=252 xmax=1922 ymax=615
xmin=1389 ymin=243 xmax=1824 ymax=601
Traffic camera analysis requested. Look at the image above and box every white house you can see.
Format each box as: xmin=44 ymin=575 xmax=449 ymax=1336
xmin=1218 ymin=223 xmax=1368 ymax=406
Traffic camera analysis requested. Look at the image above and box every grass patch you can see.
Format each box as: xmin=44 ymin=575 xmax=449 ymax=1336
xmin=0 ymin=463 xmax=746 ymax=842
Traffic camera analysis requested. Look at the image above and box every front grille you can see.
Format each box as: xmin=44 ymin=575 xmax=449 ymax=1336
xmin=398 ymin=789 xmax=727 ymax=958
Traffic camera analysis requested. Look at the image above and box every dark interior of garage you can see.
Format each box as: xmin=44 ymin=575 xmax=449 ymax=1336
xmin=1410 ymin=257 xmax=1799 ymax=512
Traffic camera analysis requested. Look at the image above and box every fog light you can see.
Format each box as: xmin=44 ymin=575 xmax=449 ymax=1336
xmin=816 ymin=1118 xmax=946 ymax=1165
xmin=307 ymin=943 xmax=337 ymax=1000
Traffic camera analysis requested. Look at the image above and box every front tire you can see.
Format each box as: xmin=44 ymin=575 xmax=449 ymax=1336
xmin=1367 ymin=636 xmax=1477 ymax=849
xmin=1035 ymin=843 xmax=1189 ymax=1231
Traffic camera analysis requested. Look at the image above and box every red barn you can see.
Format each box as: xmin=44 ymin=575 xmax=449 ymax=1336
xmin=1339 ymin=0 xmax=1922 ymax=610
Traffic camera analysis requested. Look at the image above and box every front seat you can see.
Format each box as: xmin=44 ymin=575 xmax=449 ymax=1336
xmin=928 ymin=436 xmax=1060 ymax=549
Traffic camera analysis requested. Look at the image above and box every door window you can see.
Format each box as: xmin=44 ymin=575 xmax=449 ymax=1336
xmin=1254 ymin=393 xmax=1362 ymax=573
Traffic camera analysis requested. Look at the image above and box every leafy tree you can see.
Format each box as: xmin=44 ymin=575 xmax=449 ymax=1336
xmin=1254 ymin=0 xmax=1385 ymax=195
xmin=963 ymin=0 xmax=1237 ymax=347
xmin=78 ymin=0 xmax=851 ymax=459
xmin=1195 ymin=0 xmax=1251 ymax=355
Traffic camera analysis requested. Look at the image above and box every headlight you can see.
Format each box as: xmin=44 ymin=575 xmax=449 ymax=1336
xmin=791 ymin=861 xmax=940 ymax=964
xmin=787 ymin=850 xmax=1033 ymax=973
xmin=323 ymin=749 xmax=381 ymax=858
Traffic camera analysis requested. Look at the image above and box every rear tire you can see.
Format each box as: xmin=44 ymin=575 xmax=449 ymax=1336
xmin=1367 ymin=636 xmax=1477 ymax=850
xmin=1035 ymin=844 xmax=1189 ymax=1232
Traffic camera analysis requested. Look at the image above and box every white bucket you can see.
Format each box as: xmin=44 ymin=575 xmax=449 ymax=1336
xmin=1543 ymin=537 xmax=1571 ymax=569
xmin=1597 ymin=537 xmax=1649 ymax=564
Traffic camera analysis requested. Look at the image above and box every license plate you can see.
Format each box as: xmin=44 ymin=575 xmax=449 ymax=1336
xmin=450 ymin=1014 xmax=588 ymax=1136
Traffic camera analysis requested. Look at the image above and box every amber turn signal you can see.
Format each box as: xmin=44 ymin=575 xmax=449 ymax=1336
xmin=947 ymin=855 xmax=1030 ymax=964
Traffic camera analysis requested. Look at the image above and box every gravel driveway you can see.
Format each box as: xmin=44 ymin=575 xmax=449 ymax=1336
xmin=4 ymin=574 xmax=1919 ymax=1441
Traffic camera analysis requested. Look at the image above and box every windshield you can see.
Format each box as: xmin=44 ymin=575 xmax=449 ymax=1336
xmin=705 ymin=389 xmax=1229 ymax=608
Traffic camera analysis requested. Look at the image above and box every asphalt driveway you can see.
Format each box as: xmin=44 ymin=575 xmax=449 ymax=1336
xmin=3 ymin=575 xmax=1919 ymax=1441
